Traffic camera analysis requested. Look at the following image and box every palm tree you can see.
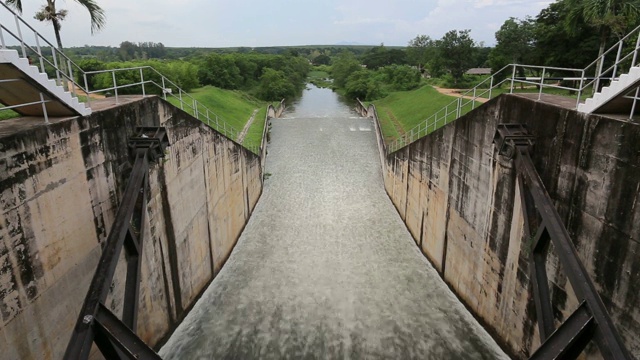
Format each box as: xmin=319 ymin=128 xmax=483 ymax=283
xmin=566 ymin=0 xmax=640 ymax=76
xmin=5 ymin=0 xmax=106 ymax=51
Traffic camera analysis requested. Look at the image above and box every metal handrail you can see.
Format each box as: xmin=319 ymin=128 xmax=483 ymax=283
xmin=0 ymin=2 xmax=260 ymax=153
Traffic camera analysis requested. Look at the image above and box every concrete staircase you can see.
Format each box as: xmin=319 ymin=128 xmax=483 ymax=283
xmin=0 ymin=49 xmax=91 ymax=117
xmin=578 ymin=66 xmax=640 ymax=114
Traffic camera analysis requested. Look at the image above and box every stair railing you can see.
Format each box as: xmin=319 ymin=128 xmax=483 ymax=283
xmin=581 ymin=24 xmax=640 ymax=95
xmin=0 ymin=2 xmax=259 ymax=153
xmin=0 ymin=2 xmax=88 ymax=99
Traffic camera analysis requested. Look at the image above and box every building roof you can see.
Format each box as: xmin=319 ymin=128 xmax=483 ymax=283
xmin=465 ymin=68 xmax=492 ymax=75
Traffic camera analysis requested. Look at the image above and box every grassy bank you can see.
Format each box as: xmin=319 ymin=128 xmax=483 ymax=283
xmin=167 ymin=86 xmax=266 ymax=133
xmin=0 ymin=109 xmax=20 ymax=120
xmin=308 ymin=70 xmax=332 ymax=88
xmin=243 ymin=106 xmax=268 ymax=147
xmin=372 ymin=85 xmax=480 ymax=143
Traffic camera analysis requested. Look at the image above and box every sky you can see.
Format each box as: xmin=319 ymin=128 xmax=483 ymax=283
xmin=2 ymin=0 xmax=554 ymax=48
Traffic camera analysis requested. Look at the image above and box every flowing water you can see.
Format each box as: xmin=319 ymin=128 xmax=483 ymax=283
xmin=159 ymin=84 xmax=508 ymax=359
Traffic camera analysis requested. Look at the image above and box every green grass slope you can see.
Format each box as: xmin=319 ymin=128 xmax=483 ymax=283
xmin=372 ymin=85 xmax=481 ymax=144
xmin=166 ymin=86 xmax=272 ymax=152
xmin=167 ymin=86 xmax=266 ymax=133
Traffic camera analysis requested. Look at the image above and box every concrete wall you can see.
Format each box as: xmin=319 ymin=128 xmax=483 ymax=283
xmin=369 ymin=95 xmax=640 ymax=358
xmin=0 ymin=96 xmax=263 ymax=359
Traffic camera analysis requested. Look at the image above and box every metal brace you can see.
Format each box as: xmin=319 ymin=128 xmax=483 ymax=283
xmin=493 ymin=123 xmax=630 ymax=359
xmin=64 ymin=127 xmax=169 ymax=360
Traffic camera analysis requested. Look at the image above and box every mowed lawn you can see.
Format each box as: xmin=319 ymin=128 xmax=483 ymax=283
xmin=372 ymin=85 xmax=482 ymax=144
xmin=166 ymin=85 xmax=268 ymax=149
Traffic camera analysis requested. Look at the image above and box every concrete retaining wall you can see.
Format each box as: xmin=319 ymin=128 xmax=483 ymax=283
xmin=368 ymin=95 xmax=640 ymax=358
xmin=0 ymin=96 xmax=262 ymax=359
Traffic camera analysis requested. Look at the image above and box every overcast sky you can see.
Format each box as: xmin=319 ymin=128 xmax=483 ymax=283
xmin=3 ymin=0 xmax=553 ymax=48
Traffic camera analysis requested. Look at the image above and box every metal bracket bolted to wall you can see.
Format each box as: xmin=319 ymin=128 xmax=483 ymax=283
xmin=493 ymin=123 xmax=631 ymax=360
xmin=63 ymin=127 xmax=169 ymax=360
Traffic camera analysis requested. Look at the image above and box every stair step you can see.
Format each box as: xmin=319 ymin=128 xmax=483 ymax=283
xmin=0 ymin=46 xmax=92 ymax=117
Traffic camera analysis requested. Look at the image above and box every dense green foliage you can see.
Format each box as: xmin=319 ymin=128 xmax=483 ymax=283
xmin=194 ymin=53 xmax=310 ymax=100
xmin=257 ymin=68 xmax=296 ymax=100
xmin=331 ymin=51 xmax=363 ymax=88
xmin=361 ymin=45 xmax=408 ymax=69
xmin=437 ymin=30 xmax=476 ymax=84
xmin=118 ymin=41 xmax=167 ymax=60
xmin=488 ymin=18 xmax=535 ymax=71
xmin=88 ymin=60 xmax=199 ymax=94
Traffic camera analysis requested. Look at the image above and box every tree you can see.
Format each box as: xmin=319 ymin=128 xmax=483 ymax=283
xmin=118 ymin=41 xmax=138 ymax=61
xmin=257 ymin=68 xmax=295 ymax=100
xmin=331 ymin=51 xmax=362 ymax=88
xmin=361 ymin=45 xmax=407 ymax=70
xmin=437 ymin=29 xmax=476 ymax=84
xmin=533 ymin=1 xmax=600 ymax=68
xmin=407 ymin=35 xmax=436 ymax=72
xmin=344 ymin=70 xmax=384 ymax=100
xmin=489 ymin=17 xmax=535 ymax=71
xmin=198 ymin=53 xmax=242 ymax=89
xmin=312 ymin=54 xmax=331 ymax=66
xmin=6 ymin=0 xmax=106 ymax=52
xmin=76 ymin=58 xmax=105 ymax=89
xmin=565 ymin=0 xmax=640 ymax=71
xmin=381 ymin=65 xmax=421 ymax=91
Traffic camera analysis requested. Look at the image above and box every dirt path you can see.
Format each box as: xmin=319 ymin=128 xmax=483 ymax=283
xmin=432 ymin=86 xmax=489 ymax=103
xmin=236 ymin=109 xmax=259 ymax=143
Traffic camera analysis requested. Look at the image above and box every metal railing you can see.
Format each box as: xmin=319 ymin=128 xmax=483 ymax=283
xmin=81 ymin=65 xmax=260 ymax=153
xmin=388 ymin=23 xmax=640 ymax=153
xmin=0 ymin=2 xmax=259 ymax=153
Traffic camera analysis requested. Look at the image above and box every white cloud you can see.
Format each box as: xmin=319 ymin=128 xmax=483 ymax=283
xmin=0 ymin=0 xmax=554 ymax=47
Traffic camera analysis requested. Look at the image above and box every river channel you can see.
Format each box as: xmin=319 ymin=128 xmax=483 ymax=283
xmin=159 ymin=84 xmax=508 ymax=359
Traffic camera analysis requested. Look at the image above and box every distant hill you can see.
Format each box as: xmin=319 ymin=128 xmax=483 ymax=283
xmin=335 ymin=41 xmax=364 ymax=46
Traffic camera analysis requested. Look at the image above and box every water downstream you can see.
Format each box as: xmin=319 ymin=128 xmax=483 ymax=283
xmin=159 ymin=84 xmax=508 ymax=359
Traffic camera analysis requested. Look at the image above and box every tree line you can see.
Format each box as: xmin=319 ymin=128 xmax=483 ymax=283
xmin=74 ymin=52 xmax=310 ymax=101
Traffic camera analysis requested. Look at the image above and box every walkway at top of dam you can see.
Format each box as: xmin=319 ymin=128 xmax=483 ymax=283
xmin=159 ymin=85 xmax=509 ymax=359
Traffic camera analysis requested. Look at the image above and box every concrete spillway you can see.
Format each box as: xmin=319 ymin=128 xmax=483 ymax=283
xmin=159 ymin=95 xmax=508 ymax=358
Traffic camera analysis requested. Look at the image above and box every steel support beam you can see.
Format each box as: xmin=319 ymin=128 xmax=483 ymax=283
xmin=63 ymin=127 xmax=169 ymax=360
xmin=94 ymin=304 xmax=162 ymax=360
xmin=529 ymin=302 xmax=595 ymax=360
xmin=493 ymin=124 xmax=631 ymax=360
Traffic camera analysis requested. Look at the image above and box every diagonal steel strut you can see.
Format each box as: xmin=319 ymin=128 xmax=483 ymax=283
xmin=63 ymin=127 xmax=169 ymax=360
xmin=494 ymin=124 xmax=631 ymax=360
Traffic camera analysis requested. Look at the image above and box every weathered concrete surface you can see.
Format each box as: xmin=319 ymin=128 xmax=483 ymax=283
xmin=375 ymin=94 xmax=640 ymax=358
xmin=159 ymin=113 xmax=508 ymax=359
xmin=0 ymin=96 xmax=262 ymax=359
